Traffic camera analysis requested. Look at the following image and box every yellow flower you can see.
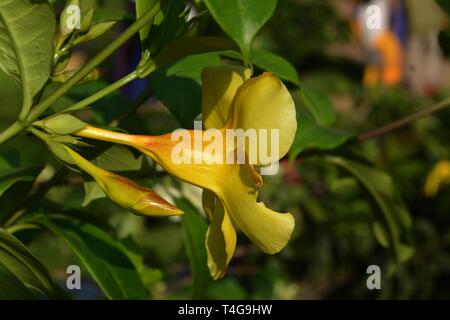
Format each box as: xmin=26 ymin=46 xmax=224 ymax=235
xmin=424 ymin=160 xmax=450 ymax=197
xmin=75 ymin=65 xmax=297 ymax=279
xmin=64 ymin=146 xmax=183 ymax=217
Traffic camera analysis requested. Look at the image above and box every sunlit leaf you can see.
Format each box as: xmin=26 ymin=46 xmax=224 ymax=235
xmin=0 ymin=0 xmax=55 ymax=113
xmin=204 ymin=0 xmax=277 ymax=62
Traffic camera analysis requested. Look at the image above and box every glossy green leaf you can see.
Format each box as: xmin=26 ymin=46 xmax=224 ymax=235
xmin=204 ymin=0 xmax=277 ymax=61
xmin=154 ymin=36 xmax=239 ymax=69
xmin=301 ymin=86 xmax=335 ymax=127
xmin=0 ymin=228 xmax=54 ymax=297
xmin=289 ymin=107 xmax=352 ymax=159
xmin=148 ymin=52 xmax=221 ymax=128
xmin=326 ymin=156 xmax=414 ymax=262
xmin=146 ymin=0 xmax=189 ymax=56
xmin=34 ymin=215 xmax=148 ymax=299
xmin=177 ymin=198 xmax=211 ymax=299
xmin=0 ymin=0 xmax=55 ymax=114
xmin=251 ymin=48 xmax=299 ymax=85
xmin=0 ymin=263 xmax=36 ymax=299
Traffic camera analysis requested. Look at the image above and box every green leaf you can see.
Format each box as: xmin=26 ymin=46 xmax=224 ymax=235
xmin=251 ymin=48 xmax=299 ymax=85
xmin=119 ymin=236 xmax=163 ymax=290
xmin=204 ymin=0 xmax=277 ymax=62
xmin=154 ymin=36 xmax=239 ymax=69
xmin=82 ymin=180 xmax=105 ymax=207
xmin=0 ymin=263 xmax=36 ymax=299
xmin=289 ymin=107 xmax=352 ymax=159
xmin=326 ymin=156 xmax=414 ymax=262
xmin=138 ymin=0 xmax=188 ymax=56
xmin=0 ymin=0 xmax=55 ymax=113
xmin=0 ymin=164 xmax=42 ymax=222
xmin=0 ymin=228 xmax=54 ymax=297
xmin=135 ymin=0 xmax=158 ymax=45
xmin=301 ymin=86 xmax=335 ymax=126
xmin=0 ymin=175 xmax=33 ymax=198
xmin=34 ymin=215 xmax=148 ymax=299
xmin=93 ymin=145 xmax=143 ymax=172
xmin=148 ymin=52 xmax=221 ymax=128
xmin=177 ymin=198 xmax=211 ymax=299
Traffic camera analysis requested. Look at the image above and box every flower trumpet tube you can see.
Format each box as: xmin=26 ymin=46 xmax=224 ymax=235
xmin=63 ymin=146 xmax=183 ymax=217
xmin=75 ymin=65 xmax=297 ymax=279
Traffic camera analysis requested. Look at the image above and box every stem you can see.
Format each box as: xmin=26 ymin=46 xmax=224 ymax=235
xmin=358 ymin=96 xmax=450 ymax=142
xmin=0 ymin=2 xmax=162 ymax=145
xmin=61 ymin=71 xmax=138 ymax=114
xmin=0 ymin=121 xmax=24 ymax=144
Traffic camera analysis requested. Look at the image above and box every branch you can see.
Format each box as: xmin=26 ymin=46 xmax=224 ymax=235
xmin=358 ymin=96 xmax=450 ymax=143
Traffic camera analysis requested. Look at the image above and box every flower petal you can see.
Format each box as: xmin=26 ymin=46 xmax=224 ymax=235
xmin=217 ymin=164 xmax=295 ymax=254
xmin=202 ymin=65 xmax=251 ymax=129
xmin=203 ymin=191 xmax=236 ymax=280
xmin=230 ymin=72 xmax=297 ymax=165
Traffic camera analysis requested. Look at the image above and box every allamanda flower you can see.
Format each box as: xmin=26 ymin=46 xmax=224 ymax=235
xmin=75 ymin=65 xmax=297 ymax=279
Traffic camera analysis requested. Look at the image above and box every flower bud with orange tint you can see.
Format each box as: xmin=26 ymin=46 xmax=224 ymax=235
xmin=64 ymin=146 xmax=182 ymax=217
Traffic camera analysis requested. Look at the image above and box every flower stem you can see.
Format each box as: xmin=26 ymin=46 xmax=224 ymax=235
xmin=0 ymin=121 xmax=24 ymax=145
xmin=358 ymin=95 xmax=450 ymax=142
xmin=75 ymin=125 xmax=137 ymax=146
xmin=60 ymin=71 xmax=138 ymax=114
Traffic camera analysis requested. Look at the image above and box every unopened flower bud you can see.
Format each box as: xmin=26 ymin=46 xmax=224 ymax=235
xmin=64 ymin=146 xmax=182 ymax=217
